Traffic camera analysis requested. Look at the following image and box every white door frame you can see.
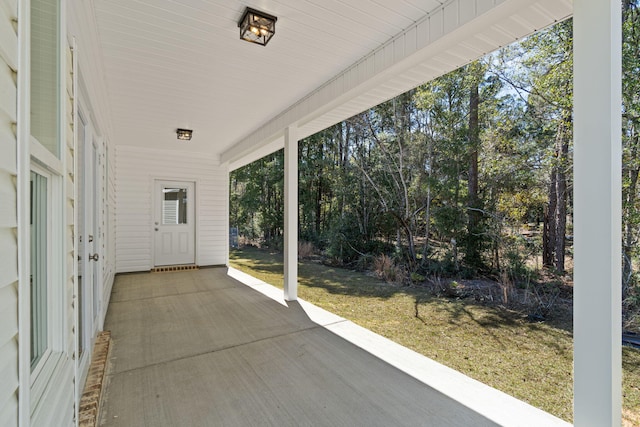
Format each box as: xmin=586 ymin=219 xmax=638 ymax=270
xmin=75 ymin=96 xmax=104 ymax=396
xmin=152 ymin=179 xmax=197 ymax=267
xmin=88 ymin=135 xmax=103 ymax=329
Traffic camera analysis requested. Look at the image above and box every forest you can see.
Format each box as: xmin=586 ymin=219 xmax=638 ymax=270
xmin=230 ymin=5 xmax=640 ymax=331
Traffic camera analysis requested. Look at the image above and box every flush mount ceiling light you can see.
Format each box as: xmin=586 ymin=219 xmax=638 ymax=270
xmin=176 ymin=128 xmax=193 ymax=141
xmin=238 ymin=7 xmax=277 ymax=46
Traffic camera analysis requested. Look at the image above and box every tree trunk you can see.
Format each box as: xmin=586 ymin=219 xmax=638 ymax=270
xmin=543 ymin=172 xmax=557 ymax=268
xmin=422 ymin=113 xmax=434 ymax=265
xmin=543 ymin=115 xmax=569 ymax=273
xmin=468 ymin=82 xmax=480 ymax=208
xmin=466 ymin=80 xmax=482 ymax=268
xmin=623 ymin=133 xmax=640 ymax=301
xmin=554 ymin=118 xmax=569 ymax=273
xmin=398 ymin=217 xmax=417 ymax=268
xmin=422 ymin=185 xmax=431 ymax=263
xmin=315 ymin=142 xmax=323 ymax=236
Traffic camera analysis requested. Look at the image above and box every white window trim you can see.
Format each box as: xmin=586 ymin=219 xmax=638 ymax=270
xmin=30 ymin=136 xmax=64 ymax=176
xmin=28 ymin=142 xmax=66 ymax=414
xmin=28 ymin=166 xmax=52 ymax=378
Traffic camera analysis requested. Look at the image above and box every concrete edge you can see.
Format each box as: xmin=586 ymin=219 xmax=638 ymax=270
xmin=226 ymin=267 xmax=572 ymax=427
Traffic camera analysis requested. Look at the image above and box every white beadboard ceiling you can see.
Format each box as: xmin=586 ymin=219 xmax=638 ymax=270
xmin=92 ymin=0 xmax=572 ymax=162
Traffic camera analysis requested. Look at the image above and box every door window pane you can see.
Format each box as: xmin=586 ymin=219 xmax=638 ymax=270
xmin=162 ymin=188 xmax=188 ymax=224
xmin=30 ymin=171 xmax=48 ymax=371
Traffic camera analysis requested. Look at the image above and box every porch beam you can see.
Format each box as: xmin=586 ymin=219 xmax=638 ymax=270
xmin=284 ymin=126 xmax=298 ymax=301
xmin=573 ymin=0 xmax=622 ymax=425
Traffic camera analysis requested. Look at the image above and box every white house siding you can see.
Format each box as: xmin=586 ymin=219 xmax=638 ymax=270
xmin=116 ymin=146 xmax=228 ymax=272
xmin=0 ymin=0 xmax=18 ymax=424
xmin=67 ymin=0 xmax=127 ymax=281
xmin=64 ymin=3 xmax=117 ymax=417
xmin=101 ymin=142 xmax=115 ymax=322
xmin=64 ymin=42 xmax=75 ymax=360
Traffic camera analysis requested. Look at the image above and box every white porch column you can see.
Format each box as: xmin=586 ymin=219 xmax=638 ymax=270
xmin=573 ymin=1 xmax=622 ymax=426
xmin=284 ymin=126 xmax=298 ymax=301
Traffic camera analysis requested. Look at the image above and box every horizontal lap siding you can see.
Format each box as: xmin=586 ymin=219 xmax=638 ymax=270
xmin=103 ymin=143 xmax=116 ymax=314
xmin=65 ymin=43 xmax=75 ymax=356
xmin=0 ymin=0 xmax=18 ymax=425
xmin=0 ymin=288 xmax=18 ymax=405
xmin=115 ymin=146 xmax=228 ymax=272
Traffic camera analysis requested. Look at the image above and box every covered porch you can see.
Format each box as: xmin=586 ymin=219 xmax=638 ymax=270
xmin=72 ymin=0 xmax=623 ymax=425
xmin=0 ymin=0 xmax=626 ymax=425
xmin=99 ymin=268 xmax=567 ymax=426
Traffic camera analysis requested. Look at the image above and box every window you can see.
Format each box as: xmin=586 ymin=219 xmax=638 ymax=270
xmin=31 ymin=0 xmax=60 ymax=157
xmin=28 ymin=0 xmax=64 ymax=411
xmin=162 ymin=187 xmax=188 ymax=225
xmin=30 ymin=170 xmax=49 ymax=371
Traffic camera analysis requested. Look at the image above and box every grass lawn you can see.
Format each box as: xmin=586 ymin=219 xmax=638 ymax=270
xmin=230 ymin=247 xmax=640 ymax=424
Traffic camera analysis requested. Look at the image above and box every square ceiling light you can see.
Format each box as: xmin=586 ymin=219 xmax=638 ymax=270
xmin=238 ymin=7 xmax=277 ymax=46
xmin=176 ymin=128 xmax=193 ymax=141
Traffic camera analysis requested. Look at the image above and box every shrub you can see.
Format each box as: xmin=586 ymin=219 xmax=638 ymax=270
xmin=324 ymin=214 xmax=394 ymax=264
xmin=373 ymin=254 xmax=406 ymax=285
xmin=410 ymin=272 xmax=425 ymax=284
xmin=373 ymin=254 xmax=393 ymax=278
xmin=298 ymin=241 xmax=315 ymax=259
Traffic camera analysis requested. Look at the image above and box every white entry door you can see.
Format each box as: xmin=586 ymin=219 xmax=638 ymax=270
xmin=154 ymin=180 xmax=195 ymax=266
xmin=77 ymin=108 xmax=102 ymax=361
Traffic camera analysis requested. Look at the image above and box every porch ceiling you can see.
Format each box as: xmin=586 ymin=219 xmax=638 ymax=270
xmin=93 ymin=0 xmax=572 ymax=160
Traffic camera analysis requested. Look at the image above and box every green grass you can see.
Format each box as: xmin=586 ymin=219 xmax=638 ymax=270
xmin=230 ymin=247 xmax=640 ymax=424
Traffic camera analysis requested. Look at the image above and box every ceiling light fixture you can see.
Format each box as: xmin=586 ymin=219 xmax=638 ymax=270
xmin=176 ymin=128 xmax=193 ymax=141
xmin=238 ymin=7 xmax=277 ymax=46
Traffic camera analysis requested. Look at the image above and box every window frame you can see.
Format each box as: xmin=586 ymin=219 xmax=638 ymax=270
xmin=28 ymin=141 xmax=66 ymax=412
xmin=29 ymin=164 xmax=52 ymax=376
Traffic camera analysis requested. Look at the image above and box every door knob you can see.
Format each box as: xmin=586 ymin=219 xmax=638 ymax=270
xmin=89 ymin=253 xmax=99 ymax=261
xmin=155 ymin=228 xmax=159 ymax=231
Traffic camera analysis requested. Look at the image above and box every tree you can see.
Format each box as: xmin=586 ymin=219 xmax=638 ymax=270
xmin=415 ymin=69 xmax=469 ymax=271
xmin=229 ymin=151 xmax=284 ymax=247
xmin=465 ymin=61 xmax=485 ymax=270
xmin=622 ymin=1 xmax=640 ymax=319
xmin=352 ymin=92 xmax=426 ymax=267
xmin=496 ymin=20 xmax=573 ymax=273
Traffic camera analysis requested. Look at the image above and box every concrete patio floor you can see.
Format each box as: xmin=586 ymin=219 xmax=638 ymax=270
xmin=99 ymin=267 xmax=569 ymax=427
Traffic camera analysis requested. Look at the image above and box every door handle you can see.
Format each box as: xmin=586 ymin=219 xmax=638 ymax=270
xmin=88 ymin=235 xmax=94 ymax=242
xmin=155 ymin=228 xmax=159 ymax=231
xmin=89 ymin=253 xmax=99 ymax=261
